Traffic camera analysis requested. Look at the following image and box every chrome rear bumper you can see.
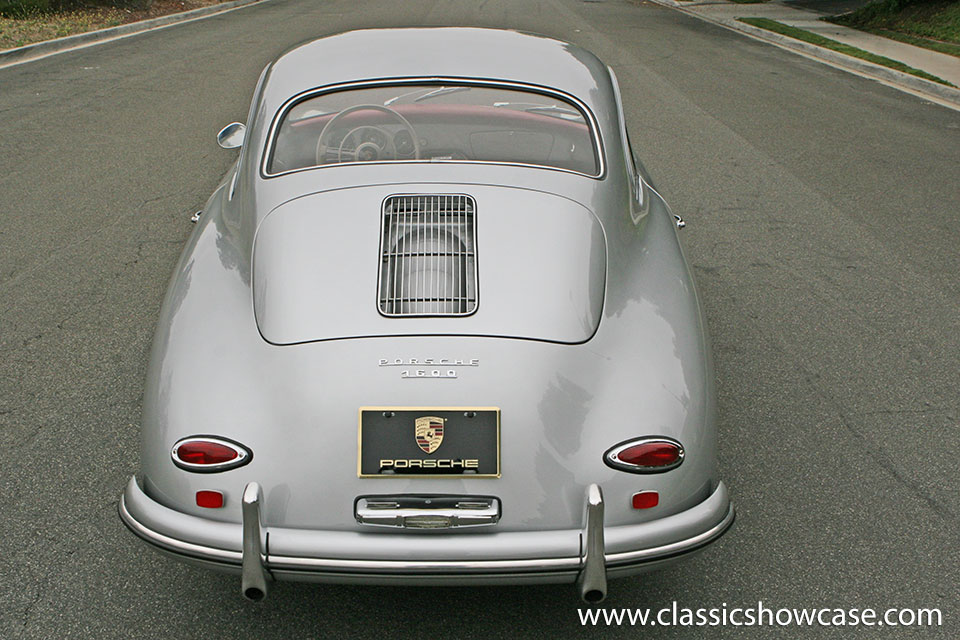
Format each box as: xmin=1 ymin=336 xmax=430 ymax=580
xmin=119 ymin=476 xmax=734 ymax=600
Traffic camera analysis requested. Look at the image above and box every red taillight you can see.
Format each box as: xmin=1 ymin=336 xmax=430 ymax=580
xmin=177 ymin=441 xmax=238 ymax=465
xmin=196 ymin=490 xmax=224 ymax=508
xmin=632 ymin=491 xmax=659 ymax=509
xmin=604 ymin=438 xmax=684 ymax=473
xmin=618 ymin=443 xmax=681 ymax=467
xmin=171 ymin=437 xmax=251 ymax=472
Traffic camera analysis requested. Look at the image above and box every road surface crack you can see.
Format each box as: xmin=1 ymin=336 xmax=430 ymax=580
xmin=0 ymin=192 xmax=181 ymax=293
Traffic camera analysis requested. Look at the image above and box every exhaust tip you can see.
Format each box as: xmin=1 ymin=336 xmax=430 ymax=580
xmin=582 ymin=588 xmax=606 ymax=604
xmin=243 ymin=587 xmax=265 ymax=602
xmin=241 ymin=482 xmax=269 ymax=603
xmin=577 ymin=484 xmax=608 ymax=604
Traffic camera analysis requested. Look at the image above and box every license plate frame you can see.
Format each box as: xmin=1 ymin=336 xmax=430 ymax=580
xmin=358 ymin=407 xmax=500 ymax=478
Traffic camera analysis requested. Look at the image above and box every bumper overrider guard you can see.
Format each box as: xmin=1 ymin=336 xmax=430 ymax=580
xmin=119 ymin=477 xmax=734 ymax=603
xmin=241 ymin=482 xmax=269 ymax=601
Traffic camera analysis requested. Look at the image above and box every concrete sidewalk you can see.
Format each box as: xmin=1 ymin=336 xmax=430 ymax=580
xmin=648 ymin=0 xmax=960 ymax=107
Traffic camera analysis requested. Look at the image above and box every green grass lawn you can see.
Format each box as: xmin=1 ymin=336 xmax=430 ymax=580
xmin=828 ymin=0 xmax=960 ymax=58
xmin=738 ymin=17 xmax=956 ymax=86
xmin=0 ymin=8 xmax=123 ymax=49
xmin=0 ymin=0 xmax=223 ymax=50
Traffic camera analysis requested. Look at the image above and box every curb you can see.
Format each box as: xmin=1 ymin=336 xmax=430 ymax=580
xmin=0 ymin=0 xmax=266 ymax=68
xmin=646 ymin=0 xmax=960 ymax=108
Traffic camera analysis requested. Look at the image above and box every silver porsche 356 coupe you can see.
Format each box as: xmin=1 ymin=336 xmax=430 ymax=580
xmin=119 ymin=27 xmax=734 ymax=603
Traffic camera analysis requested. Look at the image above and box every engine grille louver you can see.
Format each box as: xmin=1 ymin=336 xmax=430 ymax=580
xmin=378 ymin=195 xmax=478 ymax=317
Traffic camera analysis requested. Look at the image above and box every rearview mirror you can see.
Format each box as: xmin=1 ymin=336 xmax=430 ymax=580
xmin=217 ymin=122 xmax=246 ymax=150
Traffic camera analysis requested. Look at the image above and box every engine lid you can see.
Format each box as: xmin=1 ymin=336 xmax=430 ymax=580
xmin=253 ymin=184 xmax=606 ymax=344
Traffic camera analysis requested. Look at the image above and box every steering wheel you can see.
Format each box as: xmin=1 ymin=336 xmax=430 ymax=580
xmin=316 ymin=104 xmax=420 ymax=164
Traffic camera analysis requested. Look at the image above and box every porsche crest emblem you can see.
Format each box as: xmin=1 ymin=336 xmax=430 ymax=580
xmin=415 ymin=416 xmax=446 ymax=454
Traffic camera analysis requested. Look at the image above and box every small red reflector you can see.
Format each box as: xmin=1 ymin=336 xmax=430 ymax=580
xmin=632 ymin=491 xmax=659 ymax=509
xmin=196 ymin=491 xmax=224 ymax=508
xmin=617 ymin=442 xmax=681 ymax=468
xmin=176 ymin=441 xmax=239 ymax=465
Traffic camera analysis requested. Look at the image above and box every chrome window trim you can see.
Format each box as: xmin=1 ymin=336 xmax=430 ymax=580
xmin=602 ymin=436 xmax=685 ymax=474
xmin=230 ymin=63 xmax=271 ymax=201
xmin=260 ymin=77 xmax=606 ymax=180
xmin=171 ymin=435 xmax=252 ymax=473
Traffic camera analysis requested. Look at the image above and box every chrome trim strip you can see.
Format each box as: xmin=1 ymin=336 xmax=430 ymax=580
xmin=118 ymin=494 xmax=242 ymax=564
xmin=606 ymin=503 xmax=736 ymax=566
xmin=264 ymin=158 xmax=600 ymax=181
xmin=268 ymin=506 xmax=734 ymax=573
xmin=120 ymin=482 xmax=734 ymax=576
xmin=268 ymin=554 xmax=580 ymax=573
xmin=260 ymin=77 xmax=606 ymax=180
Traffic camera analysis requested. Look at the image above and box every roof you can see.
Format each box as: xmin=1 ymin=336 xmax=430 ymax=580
xmin=260 ymin=28 xmax=613 ymax=116
xmin=241 ymin=28 xmax=627 ymax=215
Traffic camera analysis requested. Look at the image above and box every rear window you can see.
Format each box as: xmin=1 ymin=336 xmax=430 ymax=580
xmin=265 ymin=82 xmax=600 ymax=176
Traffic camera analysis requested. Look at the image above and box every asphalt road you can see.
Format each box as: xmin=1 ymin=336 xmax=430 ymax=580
xmin=1 ymin=0 xmax=958 ymax=637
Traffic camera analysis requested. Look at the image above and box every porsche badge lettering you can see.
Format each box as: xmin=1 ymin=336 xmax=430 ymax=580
xmin=379 ymin=459 xmax=480 ymax=469
xmin=379 ymin=358 xmax=479 ymax=379
xmin=378 ymin=358 xmax=480 ymax=366
xmin=415 ymin=416 xmax=445 ymax=454
xmin=401 ymin=369 xmax=458 ymax=379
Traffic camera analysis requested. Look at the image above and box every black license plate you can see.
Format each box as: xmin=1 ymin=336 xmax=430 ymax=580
xmin=358 ymin=407 xmax=500 ymax=478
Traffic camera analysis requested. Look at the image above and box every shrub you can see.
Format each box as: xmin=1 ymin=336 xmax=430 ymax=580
xmin=0 ymin=0 xmax=155 ymax=18
xmin=0 ymin=0 xmax=52 ymax=18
